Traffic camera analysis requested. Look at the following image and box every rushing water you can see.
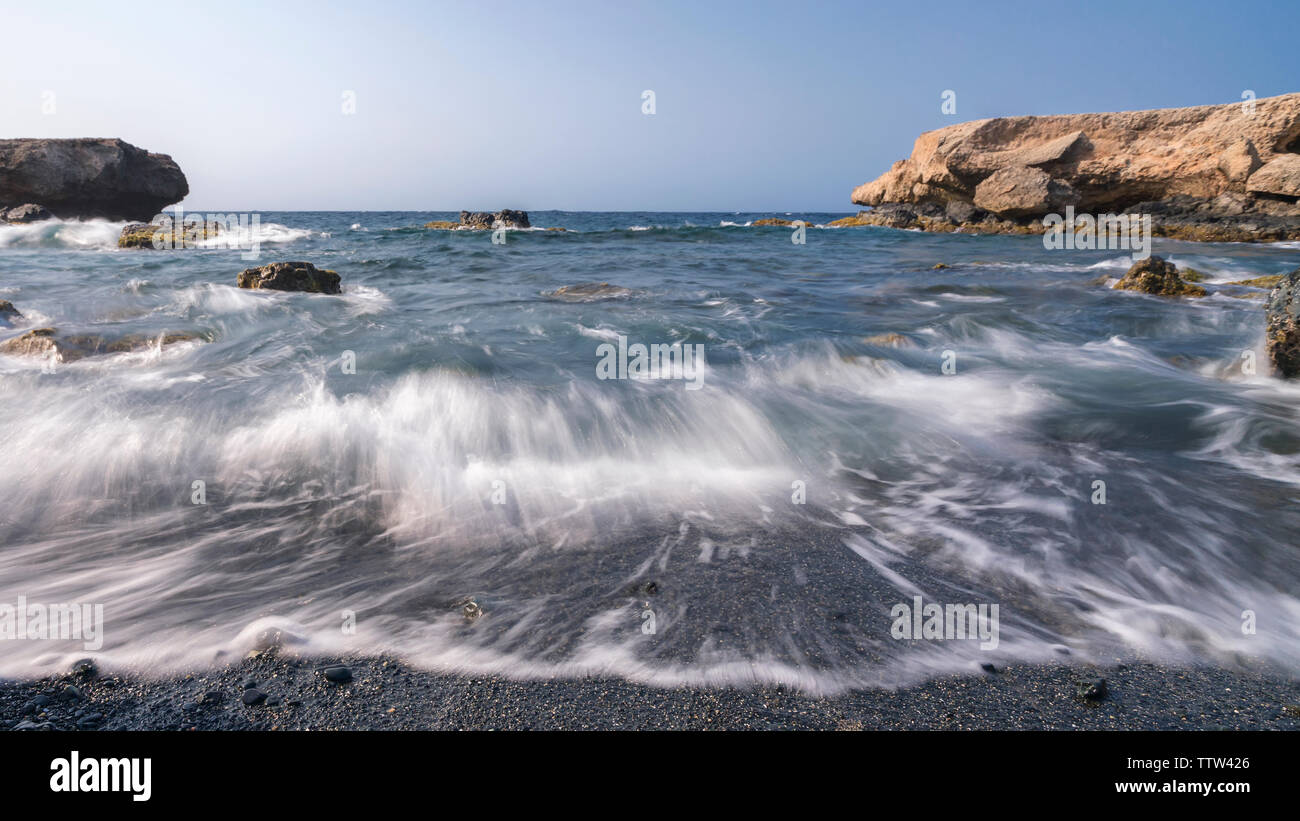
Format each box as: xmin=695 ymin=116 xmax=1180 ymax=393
xmin=1 ymin=211 xmax=1298 ymax=691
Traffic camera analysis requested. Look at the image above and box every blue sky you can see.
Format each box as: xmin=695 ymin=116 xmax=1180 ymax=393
xmin=2 ymin=0 xmax=1297 ymax=211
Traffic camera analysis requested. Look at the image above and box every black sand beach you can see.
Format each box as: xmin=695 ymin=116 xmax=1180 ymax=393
xmin=4 ymin=653 xmax=1297 ymax=731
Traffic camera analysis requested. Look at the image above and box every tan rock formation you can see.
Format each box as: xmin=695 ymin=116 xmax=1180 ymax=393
xmin=851 ymin=93 xmax=1300 ymax=221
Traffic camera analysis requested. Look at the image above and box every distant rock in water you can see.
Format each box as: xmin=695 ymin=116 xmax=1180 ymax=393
xmin=458 ymin=209 xmax=531 ymax=229
xmin=848 ymin=93 xmax=1300 ymax=241
xmin=1266 ymin=269 xmax=1300 ymax=378
xmin=237 ymin=261 xmax=342 ymax=294
xmin=752 ymin=217 xmax=811 ymax=227
xmin=1 ymin=203 xmax=53 ymax=223
xmin=0 ymin=138 xmax=188 ymax=221
xmin=0 ymin=327 xmax=203 ymax=363
xmin=1113 ymin=256 xmax=1207 ymax=297
xmin=544 ymin=282 xmax=633 ymax=301
xmin=425 ymin=211 xmax=565 ymax=231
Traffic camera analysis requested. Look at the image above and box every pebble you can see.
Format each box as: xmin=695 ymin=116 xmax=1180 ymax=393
xmin=242 ymin=689 xmax=268 ymax=706
xmin=1076 ymin=677 xmax=1108 ymax=702
xmin=324 ymin=666 xmax=353 ymax=684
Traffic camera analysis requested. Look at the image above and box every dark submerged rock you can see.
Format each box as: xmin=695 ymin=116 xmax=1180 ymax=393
xmin=544 ymin=282 xmax=633 ymax=301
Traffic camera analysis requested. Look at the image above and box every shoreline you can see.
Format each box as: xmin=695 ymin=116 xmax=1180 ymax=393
xmin=3 ymin=653 xmax=1296 ymax=731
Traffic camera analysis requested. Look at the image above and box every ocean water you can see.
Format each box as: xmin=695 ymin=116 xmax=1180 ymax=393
xmin=1 ymin=210 xmax=1298 ymax=692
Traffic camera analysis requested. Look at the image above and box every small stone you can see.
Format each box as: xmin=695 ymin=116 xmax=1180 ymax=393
xmin=33 ymin=694 xmax=52 ymax=707
xmin=1076 ymin=677 xmax=1108 ymax=702
xmin=200 ymin=690 xmax=225 ymax=706
xmin=69 ymin=658 xmax=98 ymax=679
xmin=323 ymin=666 xmax=353 ymax=684
xmin=63 ymin=685 xmax=85 ymax=700
xmin=980 ymin=662 xmax=998 ymax=674
xmin=76 ymin=713 xmax=103 ymax=728
xmin=242 ymin=688 xmax=268 ymax=706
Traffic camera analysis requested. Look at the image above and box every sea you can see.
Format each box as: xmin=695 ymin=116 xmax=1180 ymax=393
xmin=1 ymin=210 xmax=1298 ymax=692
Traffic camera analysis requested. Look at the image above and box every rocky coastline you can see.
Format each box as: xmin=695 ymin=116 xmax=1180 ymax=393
xmin=844 ymin=93 xmax=1300 ymax=241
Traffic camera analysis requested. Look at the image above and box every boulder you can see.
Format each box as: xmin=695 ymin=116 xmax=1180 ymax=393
xmin=1266 ymin=268 xmax=1300 ymax=378
xmin=973 ymin=165 xmax=1076 ymax=218
xmin=0 ymin=138 xmax=187 ymax=221
xmin=458 ymin=209 xmax=530 ymax=229
xmin=1246 ymin=154 xmax=1300 ymax=199
xmin=1 ymin=203 xmax=53 ymax=223
xmin=236 ymin=261 xmax=342 ymax=294
xmin=1113 ymin=256 xmax=1207 ymax=297
xmin=0 ymin=300 xmax=20 ymax=326
xmin=0 ymin=327 xmax=203 ymax=362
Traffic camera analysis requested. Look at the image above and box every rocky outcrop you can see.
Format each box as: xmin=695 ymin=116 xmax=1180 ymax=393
xmin=0 ymin=327 xmax=203 ymax=362
xmin=119 ymin=220 xmax=221 ymax=249
xmin=849 ymin=93 xmax=1300 ymax=240
xmin=459 ymin=209 xmax=530 ymax=229
xmin=752 ymin=217 xmax=811 ymax=227
xmin=1266 ymin=269 xmax=1300 ymax=378
xmin=1112 ymin=256 xmax=1207 ymax=297
xmin=427 ymin=210 xmax=557 ymax=231
xmin=0 ymin=139 xmax=188 ymax=221
xmin=1 ymin=203 xmax=53 ymax=223
xmin=236 ymin=261 xmax=341 ymax=294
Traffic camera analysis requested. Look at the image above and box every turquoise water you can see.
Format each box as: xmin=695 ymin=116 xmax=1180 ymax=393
xmin=1 ymin=211 xmax=1298 ymax=690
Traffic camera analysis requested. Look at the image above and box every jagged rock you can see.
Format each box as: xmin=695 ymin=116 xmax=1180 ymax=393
xmin=1113 ymin=256 xmax=1207 ymax=297
xmin=459 ymin=209 xmax=530 ymax=229
xmin=0 ymin=327 xmax=203 ymax=362
xmin=1 ymin=203 xmax=53 ymax=223
xmin=850 ymin=93 xmax=1300 ymax=240
xmin=1247 ymin=154 xmax=1300 ymax=198
xmin=752 ymin=217 xmax=811 ymax=226
xmin=974 ymin=165 xmax=1076 ymax=217
xmin=424 ymin=220 xmax=460 ymax=230
xmin=1266 ymin=269 xmax=1300 ymax=378
xmin=236 ymin=261 xmax=341 ymax=294
xmin=544 ymin=282 xmax=633 ymax=301
xmin=0 ymin=138 xmax=187 ymax=221
xmin=0 ymin=300 xmax=20 ymax=326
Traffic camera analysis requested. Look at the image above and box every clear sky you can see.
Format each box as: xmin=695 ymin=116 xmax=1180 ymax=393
xmin=2 ymin=0 xmax=1298 ymax=211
